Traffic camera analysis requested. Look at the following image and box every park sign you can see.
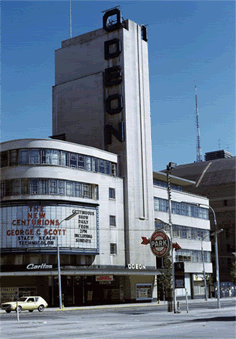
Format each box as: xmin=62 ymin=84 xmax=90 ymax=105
xmin=150 ymin=229 xmax=170 ymax=257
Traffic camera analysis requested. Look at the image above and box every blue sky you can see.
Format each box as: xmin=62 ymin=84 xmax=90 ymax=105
xmin=2 ymin=1 xmax=235 ymax=171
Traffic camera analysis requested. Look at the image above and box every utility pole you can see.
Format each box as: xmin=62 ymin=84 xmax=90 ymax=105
xmin=166 ymin=162 xmax=177 ymax=313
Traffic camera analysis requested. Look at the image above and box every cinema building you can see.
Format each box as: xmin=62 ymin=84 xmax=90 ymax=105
xmin=0 ymin=9 xmax=212 ymax=306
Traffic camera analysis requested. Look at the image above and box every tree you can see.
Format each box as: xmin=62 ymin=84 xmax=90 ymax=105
xmin=157 ymin=255 xmax=172 ymax=300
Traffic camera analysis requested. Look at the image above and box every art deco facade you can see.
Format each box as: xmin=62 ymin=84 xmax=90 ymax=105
xmin=0 ymin=9 xmax=212 ymax=305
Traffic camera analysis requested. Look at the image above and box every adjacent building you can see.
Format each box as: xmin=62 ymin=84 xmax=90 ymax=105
xmin=169 ymin=151 xmax=235 ymax=286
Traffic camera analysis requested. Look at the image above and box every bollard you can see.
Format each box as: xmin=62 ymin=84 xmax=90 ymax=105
xmin=177 ymin=301 xmax=181 ymax=313
xmin=16 ymin=301 xmax=19 ymax=322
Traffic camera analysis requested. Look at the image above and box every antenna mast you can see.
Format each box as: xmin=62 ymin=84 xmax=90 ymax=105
xmin=195 ymin=85 xmax=203 ymax=162
xmin=70 ymin=1 xmax=72 ymax=38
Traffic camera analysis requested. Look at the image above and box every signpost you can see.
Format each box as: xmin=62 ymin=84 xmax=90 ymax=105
xmin=174 ymin=262 xmax=185 ymax=289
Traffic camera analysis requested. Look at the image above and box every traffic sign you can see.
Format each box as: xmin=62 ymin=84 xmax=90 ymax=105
xmin=150 ymin=229 xmax=170 ymax=257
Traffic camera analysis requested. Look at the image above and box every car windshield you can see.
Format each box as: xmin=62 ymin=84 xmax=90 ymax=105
xmin=18 ymin=297 xmax=27 ymax=302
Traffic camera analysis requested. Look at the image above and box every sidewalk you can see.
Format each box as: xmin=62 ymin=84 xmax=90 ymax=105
xmin=1 ymin=296 xmax=235 ymax=313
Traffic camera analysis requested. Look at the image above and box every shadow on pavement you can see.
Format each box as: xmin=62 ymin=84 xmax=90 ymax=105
xmin=191 ymin=316 xmax=236 ymax=323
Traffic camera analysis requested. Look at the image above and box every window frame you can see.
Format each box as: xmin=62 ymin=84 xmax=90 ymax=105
xmin=109 ymin=215 xmax=116 ymax=227
xmin=110 ymin=243 xmax=117 ymax=255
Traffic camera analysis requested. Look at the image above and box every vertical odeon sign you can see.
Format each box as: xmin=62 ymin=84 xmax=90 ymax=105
xmin=103 ymin=9 xmax=124 ymax=145
xmin=103 ymin=9 xmax=148 ymax=145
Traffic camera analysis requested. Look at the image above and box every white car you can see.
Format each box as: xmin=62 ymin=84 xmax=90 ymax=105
xmin=1 ymin=296 xmax=48 ymax=313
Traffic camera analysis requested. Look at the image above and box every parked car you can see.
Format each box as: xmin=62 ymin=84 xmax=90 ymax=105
xmin=1 ymin=296 xmax=48 ymax=313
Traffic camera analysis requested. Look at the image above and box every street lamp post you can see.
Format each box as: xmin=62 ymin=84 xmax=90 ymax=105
xmin=197 ymin=204 xmax=223 ymax=308
xmin=166 ymin=162 xmax=177 ymax=313
xmin=181 ymin=201 xmax=223 ymax=308
xmin=57 ymin=210 xmax=79 ymax=309
xmin=201 ymin=234 xmax=208 ymax=301
xmin=211 ymin=228 xmax=223 ymax=308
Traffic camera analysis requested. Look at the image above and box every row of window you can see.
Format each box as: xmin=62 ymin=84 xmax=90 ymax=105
xmin=155 ymin=222 xmax=210 ymax=241
xmin=1 ymin=179 xmax=98 ymax=200
xmin=1 ymin=148 xmax=117 ymax=176
xmin=175 ymin=249 xmax=211 ymax=263
xmin=109 ymin=246 xmax=211 ymax=261
xmin=154 ymin=198 xmax=209 ymax=220
xmin=153 ymin=179 xmax=182 ymax=191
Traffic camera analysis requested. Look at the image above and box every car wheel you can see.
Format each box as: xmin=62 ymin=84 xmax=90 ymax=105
xmin=29 ymin=310 xmax=33 ymax=312
xmin=16 ymin=306 xmax=22 ymax=313
xmin=6 ymin=310 xmax=11 ymax=313
xmin=38 ymin=305 xmax=44 ymax=312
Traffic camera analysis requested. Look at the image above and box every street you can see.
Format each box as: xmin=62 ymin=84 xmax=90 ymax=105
xmin=1 ymin=299 xmax=235 ymax=338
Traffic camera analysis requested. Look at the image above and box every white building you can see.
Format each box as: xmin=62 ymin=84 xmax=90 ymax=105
xmin=0 ymin=9 xmax=212 ymax=306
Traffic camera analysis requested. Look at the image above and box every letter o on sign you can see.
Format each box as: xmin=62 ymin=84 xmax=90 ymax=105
xmin=150 ymin=229 xmax=170 ymax=257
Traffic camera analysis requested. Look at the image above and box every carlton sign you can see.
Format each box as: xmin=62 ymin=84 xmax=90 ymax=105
xmin=150 ymin=229 xmax=170 ymax=257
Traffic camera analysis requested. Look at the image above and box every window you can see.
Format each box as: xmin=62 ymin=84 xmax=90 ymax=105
xmin=58 ymin=180 xmax=65 ymax=195
xmin=109 ymin=188 xmax=116 ymax=199
xmin=78 ymin=155 xmax=84 ymax=169
xmin=99 ymin=160 xmax=105 ymax=173
xmin=1 ymin=151 xmax=8 ymax=167
xmin=1 ymin=178 xmax=98 ymax=200
xmin=1 ymin=148 xmax=117 ymax=177
xmin=75 ymin=183 xmax=82 ymax=197
xmin=12 ymin=179 xmax=21 ymax=195
xmin=110 ymin=243 xmax=117 ymax=255
xmin=30 ymin=179 xmax=39 ymax=194
xmin=51 ymin=150 xmax=59 ymax=165
xmin=70 ymin=153 xmax=77 ymax=168
xmin=5 ymin=180 xmax=12 ymax=196
xmin=21 ymin=179 xmax=29 ymax=195
xmin=61 ymin=151 xmax=68 ymax=166
xmin=50 ymin=180 xmax=57 ymax=194
xmin=92 ymin=158 xmax=98 ymax=172
xmin=40 ymin=179 xmax=49 ymax=195
xmin=154 ymin=198 xmax=209 ymax=220
xmin=10 ymin=150 xmax=18 ymax=166
xmin=110 ymin=215 xmax=116 ymax=226
xmin=111 ymin=163 xmax=117 ymax=176
xmin=105 ymin=161 xmax=111 ymax=175
xmin=29 ymin=149 xmax=40 ymax=164
xmin=41 ymin=149 xmax=51 ymax=164
xmin=86 ymin=156 xmax=91 ymax=171
xmin=181 ymin=226 xmax=187 ymax=239
xmin=83 ymin=184 xmax=91 ymax=198
xmin=19 ymin=149 xmax=29 ymax=165
xmin=66 ymin=181 xmax=73 ymax=196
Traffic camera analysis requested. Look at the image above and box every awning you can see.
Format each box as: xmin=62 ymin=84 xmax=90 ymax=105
xmin=0 ymin=269 xmax=161 ymax=277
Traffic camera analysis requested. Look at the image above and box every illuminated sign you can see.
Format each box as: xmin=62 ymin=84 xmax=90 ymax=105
xmin=26 ymin=263 xmax=53 ymax=270
xmin=96 ymin=275 xmax=113 ymax=282
xmin=1 ymin=205 xmax=99 ymax=254
xmin=103 ymin=9 xmax=125 ymax=145
xmin=150 ymin=229 xmax=170 ymax=257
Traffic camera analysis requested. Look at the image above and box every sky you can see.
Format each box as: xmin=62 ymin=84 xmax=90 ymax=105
xmin=1 ymin=1 xmax=235 ymax=171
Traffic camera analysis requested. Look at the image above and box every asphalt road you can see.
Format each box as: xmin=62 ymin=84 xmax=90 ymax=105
xmin=1 ymin=298 xmax=235 ymax=339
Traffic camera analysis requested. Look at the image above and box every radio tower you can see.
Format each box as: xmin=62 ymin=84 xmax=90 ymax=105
xmin=195 ymin=86 xmax=203 ymax=162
